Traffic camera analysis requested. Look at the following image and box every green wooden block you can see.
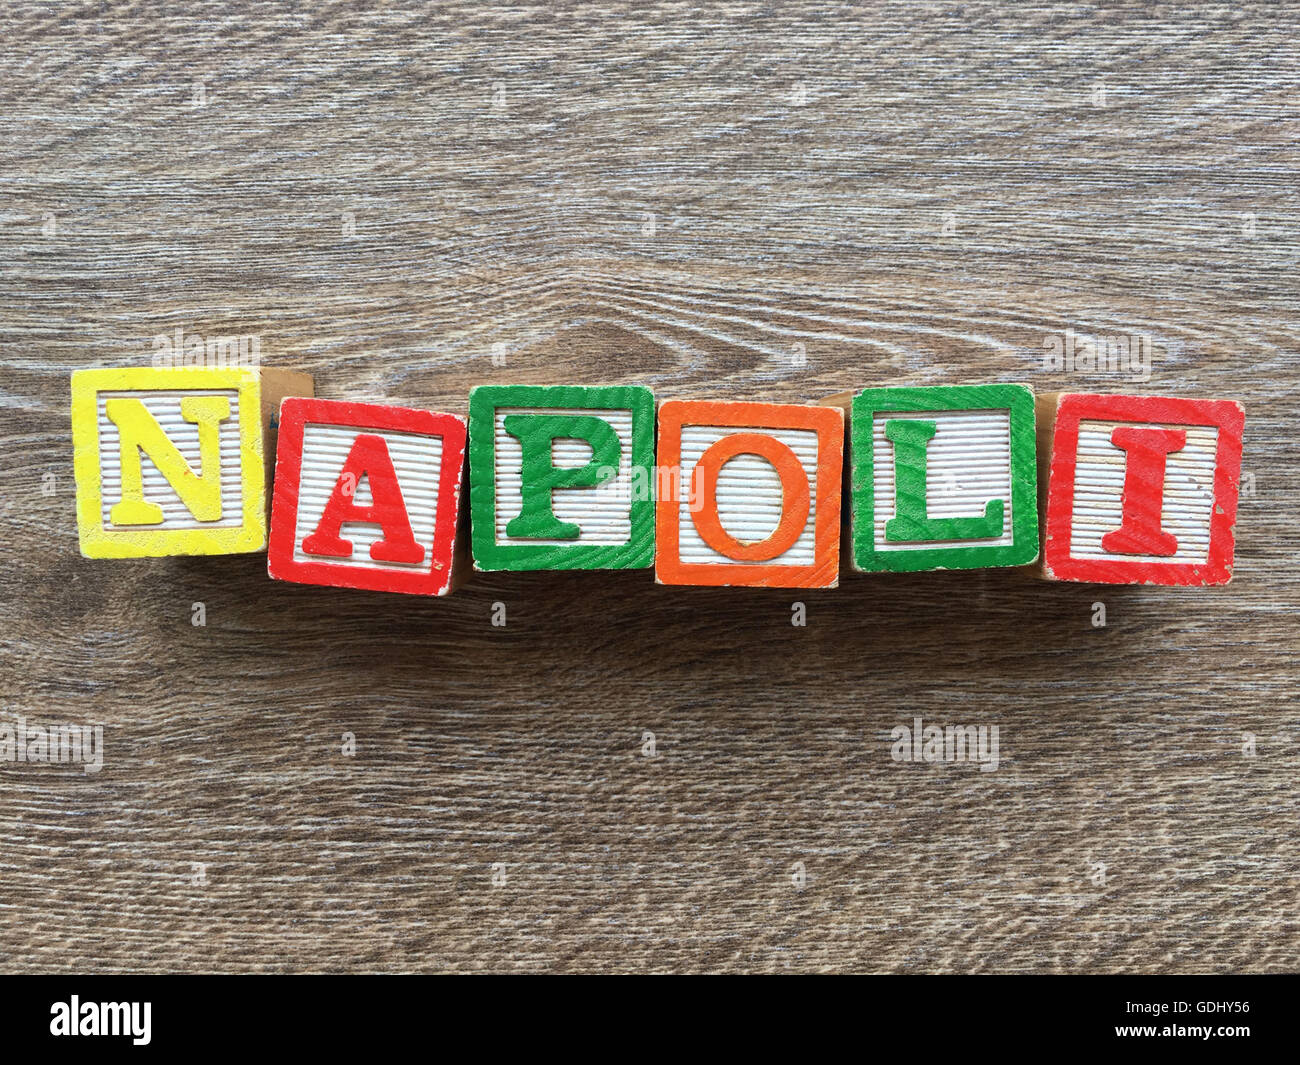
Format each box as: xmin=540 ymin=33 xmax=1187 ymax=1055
xmin=468 ymin=384 xmax=656 ymax=571
xmin=848 ymin=383 xmax=1039 ymax=572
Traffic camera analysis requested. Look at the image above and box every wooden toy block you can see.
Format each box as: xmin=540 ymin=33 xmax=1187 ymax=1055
xmin=834 ymin=384 xmax=1039 ymax=572
xmin=1037 ymin=392 xmax=1244 ymax=585
xmin=267 ymin=398 xmax=468 ymax=596
xmin=71 ymin=365 xmax=313 ymax=558
xmin=467 ymin=384 xmax=656 ymax=571
xmin=654 ymin=399 xmax=843 ymax=588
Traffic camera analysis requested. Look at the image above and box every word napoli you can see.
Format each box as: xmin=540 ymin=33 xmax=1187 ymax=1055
xmin=70 ymin=368 xmax=1245 ymax=593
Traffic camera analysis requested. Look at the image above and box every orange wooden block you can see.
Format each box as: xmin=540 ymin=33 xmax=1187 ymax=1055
xmin=654 ymin=400 xmax=844 ymax=588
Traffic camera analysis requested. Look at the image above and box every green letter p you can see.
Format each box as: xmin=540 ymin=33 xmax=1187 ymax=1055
xmin=503 ymin=414 xmax=621 ymax=540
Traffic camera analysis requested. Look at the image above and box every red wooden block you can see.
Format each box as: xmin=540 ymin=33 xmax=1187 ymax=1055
xmin=267 ymin=398 xmax=468 ymax=595
xmin=1038 ymin=392 xmax=1244 ymax=585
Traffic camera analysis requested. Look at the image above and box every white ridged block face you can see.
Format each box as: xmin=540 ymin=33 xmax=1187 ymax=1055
xmin=871 ymin=409 xmax=1014 ymax=551
xmin=96 ymin=388 xmax=242 ymax=529
xmin=1070 ymin=420 xmax=1219 ymax=564
xmin=676 ymin=425 xmax=819 ymax=566
xmin=293 ymin=424 xmax=444 ymax=572
xmin=493 ymin=407 xmax=635 ymax=546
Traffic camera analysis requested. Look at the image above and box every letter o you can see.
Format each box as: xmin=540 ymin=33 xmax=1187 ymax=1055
xmin=690 ymin=433 xmax=810 ymax=562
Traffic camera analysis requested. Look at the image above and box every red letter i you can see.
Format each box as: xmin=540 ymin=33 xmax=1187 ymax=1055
xmin=1100 ymin=426 xmax=1186 ymax=556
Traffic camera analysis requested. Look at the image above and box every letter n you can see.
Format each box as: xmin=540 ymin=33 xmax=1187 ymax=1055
xmin=106 ymin=395 xmax=231 ymax=524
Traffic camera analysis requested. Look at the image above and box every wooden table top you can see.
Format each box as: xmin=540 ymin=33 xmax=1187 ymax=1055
xmin=2 ymin=1 xmax=1295 ymax=973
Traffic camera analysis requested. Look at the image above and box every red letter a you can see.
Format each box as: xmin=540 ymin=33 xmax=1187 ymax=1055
xmin=1100 ymin=426 xmax=1186 ymax=557
xmin=301 ymin=433 xmax=425 ymax=564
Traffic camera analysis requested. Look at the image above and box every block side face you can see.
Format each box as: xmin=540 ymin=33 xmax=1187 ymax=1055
xmin=72 ymin=366 xmax=267 ymax=557
xmin=1041 ymin=393 xmax=1243 ymax=585
xmin=653 ymin=400 xmax=842 ymax=588
xmin=256 ymin=369 xmax=314 ymax=515
xmin=468 ymin=385 xmax=655 ymax=571
xmin=1032 ymin=392 xmax=1064 ymax=575
xmin=266 ymin=399 xmax=467 ymax=595
xmin=849 ymin=384 xmax=1038 ymax=571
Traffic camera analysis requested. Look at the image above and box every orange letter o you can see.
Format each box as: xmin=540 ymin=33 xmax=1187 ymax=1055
xmin=690 ymin=433 xmax=810 ymax=562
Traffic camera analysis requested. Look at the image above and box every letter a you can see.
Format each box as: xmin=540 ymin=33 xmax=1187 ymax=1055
xmin=301 ymin=433 xmax=424 ymax=563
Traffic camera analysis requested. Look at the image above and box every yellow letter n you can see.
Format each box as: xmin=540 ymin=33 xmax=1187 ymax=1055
xmin=105 ymin=395 xmax=231 ymax=525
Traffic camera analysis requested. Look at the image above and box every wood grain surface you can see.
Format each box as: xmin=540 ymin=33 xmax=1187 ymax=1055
xmin=2 ymin=1 xmax=1297 ymax=973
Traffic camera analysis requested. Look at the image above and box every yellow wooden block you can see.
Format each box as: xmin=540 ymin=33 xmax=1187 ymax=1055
xmin=71 ymin=366 xmax=314 ymax=558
